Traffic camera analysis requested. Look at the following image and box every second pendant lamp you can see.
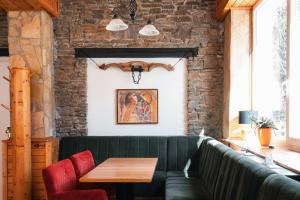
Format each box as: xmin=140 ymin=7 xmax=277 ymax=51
xmin=139 ymin=20 xmax=160 ymax=36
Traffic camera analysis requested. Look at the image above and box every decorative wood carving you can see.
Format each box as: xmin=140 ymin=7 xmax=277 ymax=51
xmin=99 ymin=61 xmax=174 ymax=72
xmin=0 ymin=0 xmax=60 ymax=17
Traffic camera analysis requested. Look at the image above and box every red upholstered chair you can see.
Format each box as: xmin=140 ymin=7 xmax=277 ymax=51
xmin=70 ymin=150 xmax=95 ymax=178
xmin=70 ymin=150 xmax=116 ymax=199
xmin=42 ymin=159 xmax=108 ymax=200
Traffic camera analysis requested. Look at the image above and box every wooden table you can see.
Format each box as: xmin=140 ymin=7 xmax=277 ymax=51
xmin=80 ymin=158 xmax=158 ymax=200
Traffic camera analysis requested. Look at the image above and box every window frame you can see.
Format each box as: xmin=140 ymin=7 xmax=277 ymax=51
xmin=252 ymin=0 xmax=300 ymax=152
xmin=286 ymin=0 xmax=300 ymax=151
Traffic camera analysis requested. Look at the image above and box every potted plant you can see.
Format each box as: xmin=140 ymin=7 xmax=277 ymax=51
xmin=250 ymin=116 xmax=278 ymax=147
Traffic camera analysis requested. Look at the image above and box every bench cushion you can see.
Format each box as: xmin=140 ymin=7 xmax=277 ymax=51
xmin=165 ymin=177 xmax=211 ymax=200
xmin=134 ymin=171 xmax=166 ymax=197
xmin=167 ymin=171 xmax=199 ymax=178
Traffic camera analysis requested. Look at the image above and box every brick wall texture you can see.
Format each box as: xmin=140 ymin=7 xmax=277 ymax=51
xmin=1 ymin=0 xmax=225 ymax=138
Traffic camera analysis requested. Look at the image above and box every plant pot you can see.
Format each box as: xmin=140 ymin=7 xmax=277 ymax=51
xmin=257 ymin=128 xmax=272 ymax=147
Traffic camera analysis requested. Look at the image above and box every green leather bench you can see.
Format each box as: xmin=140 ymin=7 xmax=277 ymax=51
xmin=59 ymin=136 xmax=300 ymax=200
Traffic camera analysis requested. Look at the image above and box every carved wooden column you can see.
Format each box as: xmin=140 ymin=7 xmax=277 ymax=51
xmin=10 ymin=67 xmax=31 ymax=200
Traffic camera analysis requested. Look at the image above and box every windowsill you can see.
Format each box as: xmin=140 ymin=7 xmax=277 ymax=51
xmin=222 ymin=138 xmax=300 ymax=175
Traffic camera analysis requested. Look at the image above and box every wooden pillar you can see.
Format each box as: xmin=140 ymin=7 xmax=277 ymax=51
xmin=10 ymin=67 xmax=31 ymax=200
xmin=4 ymin=10 xmax=56 ymax=200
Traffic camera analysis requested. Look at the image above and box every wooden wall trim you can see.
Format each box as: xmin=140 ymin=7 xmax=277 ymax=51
xmin=2 ymin=141 xmax=8 ymax=200
xmin=216 ymin=0 xmax=260 ymax=21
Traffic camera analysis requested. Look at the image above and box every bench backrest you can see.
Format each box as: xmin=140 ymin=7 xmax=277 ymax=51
xmin=59 ymin=136 xmax=206 ymax=171
xmin=198 ymin=139 xmax=232 ymax=196
xmin=59 ymin=136 xmax=168 ymax=170
xmin=258 ymin=174 xmax=300 ymax=200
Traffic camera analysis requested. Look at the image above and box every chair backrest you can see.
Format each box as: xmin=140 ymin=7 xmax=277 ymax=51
xmin=42 ymin=159 xmax=77 ymax=196
xmin=258 ymin=174 xmax=300 ymax=200
xmin=70 ymin=150 xmax=95 ymax=178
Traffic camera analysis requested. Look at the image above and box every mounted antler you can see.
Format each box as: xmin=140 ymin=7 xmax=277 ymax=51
xmin=99 ymin=61 xmax=174 ymax=72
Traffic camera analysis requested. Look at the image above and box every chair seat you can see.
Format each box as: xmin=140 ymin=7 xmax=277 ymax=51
xmin=50 ymin=189 xmax=108 ymax=200
xmin=165 ymin=177 xmax=211 ymax=200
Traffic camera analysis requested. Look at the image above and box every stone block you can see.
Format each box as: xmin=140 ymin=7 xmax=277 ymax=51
xmin=9 ymin=55 xmax=26 ymax=68
xmin=21 ymin=14 xmax=41 ymax=39
xmin=31 ymin=111 xmax=45 ymax=137
xmin=22 ymin=45 xmax=42 ymax=74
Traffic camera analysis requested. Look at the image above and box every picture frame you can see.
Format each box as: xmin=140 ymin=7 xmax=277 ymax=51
xmin=116 ymin=89 xmax=158 ymax=124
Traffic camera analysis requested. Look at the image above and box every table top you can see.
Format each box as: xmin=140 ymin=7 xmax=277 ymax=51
xmin=79 ymin=158 xmax=158 ymax=183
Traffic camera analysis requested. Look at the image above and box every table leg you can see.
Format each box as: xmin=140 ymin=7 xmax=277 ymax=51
xmin=116 ymin=183 xmax=134 ymax=200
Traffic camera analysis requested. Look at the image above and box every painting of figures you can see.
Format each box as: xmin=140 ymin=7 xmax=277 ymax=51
xmin=117 ymin=89 xmax=158 ymax=124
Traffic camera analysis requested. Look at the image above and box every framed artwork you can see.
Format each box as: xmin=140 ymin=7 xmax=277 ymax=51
xmin=117 ymin=89 xmax=158 ymax=124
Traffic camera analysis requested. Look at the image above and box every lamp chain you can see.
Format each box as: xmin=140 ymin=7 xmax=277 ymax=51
xmin=129 ymin=0 xmax=137 ymax=20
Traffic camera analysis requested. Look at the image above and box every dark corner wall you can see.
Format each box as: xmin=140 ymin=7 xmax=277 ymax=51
xmin=0 ymin=0 xmax=225 ymax=138
xmin=0 ymin=12 xmax=8 ymax=48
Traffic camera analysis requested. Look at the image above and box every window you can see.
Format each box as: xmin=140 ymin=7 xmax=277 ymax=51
xmin=253 ymin=0 xmax=288 ymax=138
xmin=287 ymin=0 xmax=300 ymax=148
xmin=253 ymin=0 xmax=300 ymax=150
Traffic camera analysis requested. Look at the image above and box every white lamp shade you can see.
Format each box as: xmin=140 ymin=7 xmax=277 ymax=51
xmin=139 ymin=24 xmax=160 ymax=36
xmin=106 ymin=18 xmax=128 ymax=31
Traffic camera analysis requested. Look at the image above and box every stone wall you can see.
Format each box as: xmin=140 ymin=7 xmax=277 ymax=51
xmin=8 ymin=11 xmax=55 ymax=137
xmin=0 ymin=12 xmax=8 ymax=48
xmin=53 ymin=0 xmax=224 ymax=137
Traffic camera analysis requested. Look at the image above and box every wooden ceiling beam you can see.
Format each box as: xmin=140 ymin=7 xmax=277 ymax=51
xmin=23 ymin=0 xmax=42 ymax=9
xmin=0 ymin=2 xmax=9 ymax=11
xmin=0 ymin=0 xmax=59 ymax=17
xmin=216 ymin=0 xmax=259 ymax=21
xmin=0 ymin=0 xmax=20 ymax=11
xmin=14 ymin=0 xmax=34 ymax=10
